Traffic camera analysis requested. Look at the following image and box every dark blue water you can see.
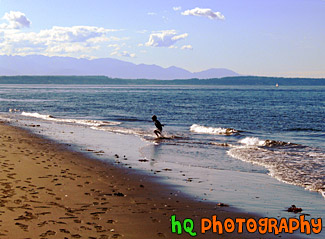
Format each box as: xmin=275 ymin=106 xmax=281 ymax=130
xmin=0 ymin=84 xmax=324 ymax=224
xmin=1 ymin=85 xmax=324 ymax=134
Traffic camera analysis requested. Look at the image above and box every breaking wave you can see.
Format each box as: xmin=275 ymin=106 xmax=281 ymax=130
xmin=21 ymin=112 xmax=120 ymax=127
xmin=228 ymin=137 xmax=325 ymax=198
xmin=239 ymin=137 xmax=295 ymax=147
xmin=90 ymin=125 xmax=152 ymax=137
xmin=190 ymin=124 xmax=238 ymax=135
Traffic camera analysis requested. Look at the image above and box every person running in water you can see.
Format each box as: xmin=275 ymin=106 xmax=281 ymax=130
xmin=152 ymin=115 xmax=164 ymax=138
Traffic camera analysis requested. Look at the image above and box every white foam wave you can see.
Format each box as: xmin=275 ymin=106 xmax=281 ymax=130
xmin=22 ymin=112 xmax=52 ymax=120
xmin=21 ymin=112 xmax=120 ymax=127
xmin=90 ymin=126 xmax=153 ymax=138
xmin=238 ymin=137 xmax=294 ymax=147
xmin=190 ymin=124 xmax=238 ymax=135
xmin=239 ymin=137 xmax=265 ymax=146
xmin=228 ymin=144 xmax=325 ymax=199
xmin=91 ymin=126 xmax=183 ymax=144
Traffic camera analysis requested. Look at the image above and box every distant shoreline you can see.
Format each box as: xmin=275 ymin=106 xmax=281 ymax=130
xmin=0 ymin=75 xmax=324 ymax=85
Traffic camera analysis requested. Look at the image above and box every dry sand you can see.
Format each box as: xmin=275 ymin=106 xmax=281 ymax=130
xmin=0 ymin=122 xmax=298 ymax=239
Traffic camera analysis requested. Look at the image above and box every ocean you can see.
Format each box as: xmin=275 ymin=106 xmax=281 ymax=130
xmin=0 ymin=81 xmax=324 ymax=234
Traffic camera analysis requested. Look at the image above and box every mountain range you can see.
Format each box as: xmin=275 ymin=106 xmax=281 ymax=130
xmin=0 ymin=55 xmax=239 ymax=80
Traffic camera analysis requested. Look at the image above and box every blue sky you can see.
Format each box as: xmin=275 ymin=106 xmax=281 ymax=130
xmin=0 ymin=0 xmax=324 ymax=77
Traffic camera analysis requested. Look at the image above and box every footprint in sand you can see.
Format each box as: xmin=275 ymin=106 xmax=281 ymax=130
xmin=14 ymin=211 xmax=37 ymax=221
xmin=40 ymin=230 xmax=56 ymax=237
xmin=48 ymin=220 xmax=66 ymax=225
xmin=15 ymin=222 xmax=28 ymax=231
xmin=36 ymin=212 xmax=51 ymax=216
xmin=80 ymin=225 xmax=92 ymax=231
xmin=13 ymin=199 xmax=22 ymax=204
xmin=71 ymin=234 xmax=82 ymax=238
xmin=112 ymin=234 xmax=123 ymax=238
xmin=157 ymin=232 xmax=166 ymax=238
xmin=94 ymin=225 xmax=106 ymax=233
xmin=37 ymin=221 xmax=48 ymax=227
xmin=59 ymin=228 xmax=70 ymax=234
xmin=97 ymin=207 xmax=108 ymax=212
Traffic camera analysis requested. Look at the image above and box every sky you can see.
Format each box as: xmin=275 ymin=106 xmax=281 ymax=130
xmin=0 ymin=0 xmax=324 ymax=78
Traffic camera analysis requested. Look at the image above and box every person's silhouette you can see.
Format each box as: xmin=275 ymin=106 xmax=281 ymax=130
xmin=152 ymin=115 xmax=164 ymax=138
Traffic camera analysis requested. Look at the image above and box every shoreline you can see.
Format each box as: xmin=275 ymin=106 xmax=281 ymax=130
xmin=0 ymin=122 xmax=304 ymax=238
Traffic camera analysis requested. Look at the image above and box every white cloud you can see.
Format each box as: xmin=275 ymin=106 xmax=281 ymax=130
xmin=121 ymin=51 xmax=136 ymax=58
xmin=79 ymin=55 xmax=98 ymax=60
xmin=38 ymin=26 xmax=117 ymax=43
xmin=1 ymin=11 xmax=31 ymax=29
xmin=87 ymin=36 xmax=112 ymax=44
xmin=181 ymin=7 xmax=225 ymax=20
xmin=108 ymin=43 xmax=127 ymax=51
xmin=173 ymin=6 xmax=182 ymax=11
xmin=145 ymin=30 xmax=188 ymax=47
xmin=108 ymin=36 xmax=129 ymax=41
xmin=47 ymin=42 xmax=99 ymax=54
xmin=0 ymin=25 xmax=121 ymax=56
xmin=148 ymin=12 xmax=157 ymax=16
xmin=181 ymin=45 xmax=193 ymax=50
xmin=108 ymin=43 xmax=121 ymax=50
xmin=111 ymin=50 xmax=136 ymax=58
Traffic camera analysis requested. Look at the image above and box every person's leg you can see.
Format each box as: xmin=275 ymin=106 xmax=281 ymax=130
xmin=154 ymin=129 xmax=163 ymax=138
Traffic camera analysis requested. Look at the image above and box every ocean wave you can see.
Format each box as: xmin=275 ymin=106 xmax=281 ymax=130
xmin=90 ymin=125 xmax=153 ymax=137
xmin=21 ymin=112 xmax=120 ymax=127
xmin=239 ymin=137 xmax=294 ymax=147
xmin=228 ymin=139 xmax=325 ymax=198
xmin=91 ymin=125 xmax=187 ymax=145
xmin=190 ymin=124 xmax=238 ymax=135
xmin=239 ymin=137 xmax=265 ymax=146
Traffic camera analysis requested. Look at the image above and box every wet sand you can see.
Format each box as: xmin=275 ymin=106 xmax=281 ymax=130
xmin=0 ymin=122 xmax=298 ymax=239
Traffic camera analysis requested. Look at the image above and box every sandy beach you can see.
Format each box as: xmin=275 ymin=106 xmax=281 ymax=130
xmin=0 ymin=122 xmax=301 ymax=239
